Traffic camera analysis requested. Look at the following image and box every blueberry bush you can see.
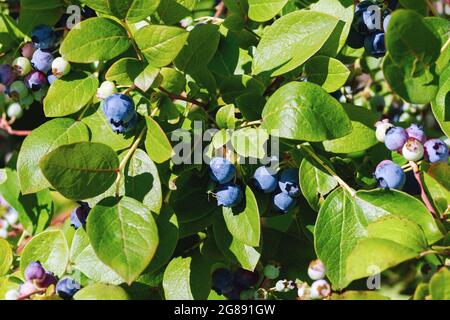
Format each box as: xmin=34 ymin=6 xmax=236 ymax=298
xmin=0 ymin=0 xmax=449 ymax=301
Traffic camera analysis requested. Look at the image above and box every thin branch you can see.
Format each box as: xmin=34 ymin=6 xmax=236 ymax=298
xmin=214 ymin=1 xmax=225 ymax=18
xmin=426 ymin=0 xmax=439 ymax=16
xmin=0 ymin=117 xmax=31 ymax=136
xmin=409 ymin=161 xmax=438 ymax=219
xmin=121 ymin=20 xmax=144 ymax=61
xmin=158 ymin=86 xmax=207 ymax=108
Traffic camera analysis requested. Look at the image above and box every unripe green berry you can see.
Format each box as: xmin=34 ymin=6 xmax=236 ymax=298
xmin=254 ymin=288 xmax=268 ymax=300
xmin=239 ymin=289 xmax=255 ymax=300
xmin=33 ymin=89 xmax=46 ymax=102
xmin=20 ymin=94 xmax=34 ymax=108
xmin=97 ymin=81 xmax=117 ymax=100
xmin=263 ymin=264 xmax=280 ymax=280
xmin=9 ymin=81 xmax=29 ymax=100
xmin=7 ymin=102 xmax=23 ymax=119
xmin=12 ymin=57 xmax=32 ymax=76
xmin=52 ymin=57 xmax=71 ymax=78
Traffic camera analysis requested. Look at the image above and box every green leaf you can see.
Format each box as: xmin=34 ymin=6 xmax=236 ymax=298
xmin=429 ymin=268 xmax=450 ymax=300
xmin=253 ymin=11 xmax=339 ymax=76
xmin=386 ymin=10 xmax=440 ymax=76
xmin=60 ymin=17 xmax=131 ymax=63
xmin=216 ymin=104 xmax=235 ymax=130
xmin=0 ymin=239 xmax=13 ymax=276
xmin=315 ymin=188 xmax=444 ymax=289
xmin=157 ymin=0 xmax=197 ymax=25
xmin=399 ymin=0 xmax=427 ymax=16
xmin=70 ymin=229 xmax=124 ymax=285
xmin=87 ymin=196 xmax=159 ymax=284
xmin=322 ymin=104 xmax=379 ymax=153
xmin=304 ymin=56 xmax=350 ymax=93
xmin=135 ymin=25 xmax=188 ymax=68
xmin=17 ymin=118 xmax=89 ymax=195
xmin=74 ymin=283 xmax=130 ymax=300
xmin=174 ymin=24 xmax=220 ymax=74
xmin=20 ymin=230 xmax=69 ymax=277
xmin=134 ymin=65 xmax=160 ymax=92
xmin=39 ymin=142 xmax=119 ymax=200
xmin=162 ymin=255 xmax=212 ymax=300
xmin=18 ymin=0 xmax=64 ymax=34
xmin=105 ymin=58 xmax=147 ymax=87
xmin=424 ymin=17 xmax=450 ymax=74
xmin=231 ymin=128 xmax=269 ymax=159
xmin=44 ymin=72 xmax=98 ymax=117
xmin=300 ymin=157 xmax=338 ymax=211
xmin=332 ymin=291 xmax=390 ymax=300
xmin=427 ymin=163 xmax=450 ymax=191
xmin=145 ymin=117 xmax=174 ymax=163
xmin=262 ymin=82 xmax=352 ymax=141
xmin=223 ymin=186 xmax=260 ymax=247
xmin=431 ymin=69 xmax=450 ymax=137
xmin=423 ymin=172 xmax=450 ymax=217
xmin=81 ymin=0 xmax=161 ymax=22
xmin=160 ymin=68 xmax=186 ymax=95
xmin=213 ymin=215 xmax=260 ymax=271
xmin=248 ymin=0 xmax=288 ymax=22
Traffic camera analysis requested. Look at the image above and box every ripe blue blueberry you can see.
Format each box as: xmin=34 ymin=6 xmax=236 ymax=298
xmin=56 ymin=277 xmax=81 ymax=299
xmin=273 ymin=192 xmax=295 ymax=213
xmin=424 ymin=139 xmax=449 ymax=164
xmin=364 ymin=32 xmax=386 ymax=58
xmin=384 ymin=126 xmax=408 ymax=151
xmin=35 ymin=272 xmax=57 ymax=289
xmin=209 ymin=157 xmax=236 ymax=184
xmin=347 ymin=28 xmax=365 ymax=49
xmin=82 ymin=6 xmax=97 ymax=19
xmin=24 ymin=261 xmax=46 ymax=281
xmin=31 ymin=25 xmax=56 ymax=50
xmin=253 ymin=166 xmax=278 ymax=193
xmin=32 ymin=49 xmax=54 ymax=73
xmin=212 ymin=268 xmax=233 ymax=295
xmin=233 ymin=269 xmax=259 ymax=288
xmin=70 ymin=202 xmax=91 ymax=230
xmin=353 ymin=1 xmax=379 ymax=35
xmin=406 ymin=124 xmax=426 ymax=144
xmin=278 ymin=168 xmax=300 ymax=197
xmin=47 ymin=72 xmax=58 ymax=85
xmin=103 ymin=94 xmax=138 ymax=134
xmin=0 ymin=64 xmax=16 ymax=86
xmin=25 ymin=71 xmax=48 ymax=91
xmin=215 ymin=183 xmax=243 ymax=208
xmin=374 ymin=160 xmax=405 ymax=190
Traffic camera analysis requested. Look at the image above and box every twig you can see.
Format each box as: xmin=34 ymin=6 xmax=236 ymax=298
xmin=426 ymin=0 xmax=439 ymax=16
xmin=214 ymin=1 xmax=225 ymax=18
xmin=158 ymin=86 xmax=207 ymax=108
xmin=409 ymin=161 xmax=438 ymax=219
xmin=441 ymin=37 xmax=450 ymax=53
xmin=238 ymin=120 xmax=262 ymax=129
xmin=0 ymin=117 xmax=31 ymax=136
xmin=264 ymin=77 xmax=285 ymax=96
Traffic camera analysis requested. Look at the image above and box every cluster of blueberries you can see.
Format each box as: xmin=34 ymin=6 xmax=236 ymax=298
xmin=212 ymin=268 xmax=261 ymax=300
xmin=374 ymin=120 xmax=449 ymax=190
xmin=347 ymin=0 xmax=397 ymax=58
xmin=0 ymin=25 xmax=71 ymax=120
xmin=209 ymin=157 xmax=301 ymax=213
xmin=5 ymin=261 xmax=81 ymax=300
xmin=0 ymin=196 xmax=19 ymax=239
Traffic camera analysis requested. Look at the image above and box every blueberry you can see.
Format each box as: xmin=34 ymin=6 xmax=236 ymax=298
xmin=402 ymin=138 xmax=424 ymax=162
xmin=273 ymin=192 xmax=295 ymax=213
xmin=25 ymin=71 xmax=48 ymax=91
xmin=263 ymin=264 xmax=280 ymax=280
xmin=19 ymin=281 xmax=37 ymax=297
xmin=353 ymin=1 xmax=380 ymax=35
xmin=9 ymin=81 xmax=29 ymax=100
xmin=12 ymin=57 xmax=32 ymax=77
xmin=52 ymin=57 xmax=71 ymax=78
xmin=347 ymin=28 xmax=365 ymax=49
xmin=70 ymin=202 xmax=91 ymax=229
xmin=209 ymin=157 xmax=236 ymax=184
xmin=97 ymin=81 xmax=117 ymax=100
xmin=31 ymin=49 xmax=54 ymax=73
xmin=56 ymin=277 xmax=81 ymax=299
xmin=0 ymin=65 xmax=16 ymax=86
xmin=384 ymin=126 xmax=408 ymax=151
xmin=308 ymin=259 xmax=326 ymax=281
xmin=406 ymin=124 xmax=426 ymax=144
xmin=424 ymin=139 xmax=449 ymax=164
xmin=24 ymin=261 xmax=46 ymax=281
xmin=364 ymin=32 xmax=386 ymax=58
xmin=7 ymin=103 xmax=23 ymax=119
xmin=215 ymin=183 xmax=243 ymax=208
xmin=253 ymin=166 xmax=278 ymax=193
xmin=278 ymin=168 xmax=300 ymax=197
xmin=383 ymin=14 xmax=391 ymax=32
xmin=212 ymin=268 xmax=233 ymax=295
xmin=310 ymin=279 xmax=331 ymax=300
xmin=102 ymin=94 xmax=137 ymax=134
xmin=233 ymin=268 xmax=259 ymax=288
xmin=35 ymin=272 xmax=57 ymax=289
xmin=21 ymin=43 xmax=35 ymax=59
xmin=374 ymin=160 xmax=405 ymax=190
xmin=375 ymin=120 xmax=394 ymax=143
xmin=47 ymin=72 xmax=58 ymax=85
xmin=31 ymin=25 xmax=56 ymax=50
xmin=81 ymin=6 xmax=97 ymax=19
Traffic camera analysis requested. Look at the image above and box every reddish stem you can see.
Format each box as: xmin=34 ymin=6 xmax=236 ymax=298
xmin=409 ymin=161 xmax=438 ymax=219
xmin=0 ymin=118 xmax=31 ymax=136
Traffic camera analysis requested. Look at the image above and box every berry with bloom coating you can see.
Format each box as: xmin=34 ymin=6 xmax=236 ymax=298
xmin=24 ymin=261 xmax=46 ymax=281
xmin=32 ymin=49 xmax=54 ymax=73
xmin=310 ymin=279 xmax=332 ymax=300
xmin=56 ymin=277 xmax=81 ymax=299
xmin=364 ymin=32 xmax=386 ymax=58
xmin=402 ymin=139 xmax=424 ymax=162
xmin=274 ymin=279 xmax=295 ymax=292
xmin=9 ymin=81 xmax=28 ymax=100
xmin=31 ymin=25 xmax=56 ymax=50
xmin=406 ymin=124 xmax=426 ymax=144
xmin=273 ymin=192 xmax=295 ymax=213
xmin=253 ymin=166 xmax=278 ymax=193
xmin=19 ymin=281 xmax=37 ymax=297
xmin=52 ymin=57 xmax=71 ymax=78
xmin=5 ymin=289 xmax=19 ymax=300
xmin=21 ymin=43 xmax=35 ymax=59
xmin=308 ymin=259 xmax=326 ymax=281
xmin=375 ymin=120 xmax=394 ymax=143
xmin=212 ymin=268 xmax=233 ymax=295
xmin=97 ymin=81 xmax=117 ymax=100
xmin=278 ymin=168 xmax=300 ymax=197
xmin=25 ymin=71 xmax=48 ymax=91
xmin=35 ymin=272 xmax=57 ymax=289
xmin=70 ymin=202 xmax=91 ymax=229
xmin=102 ymin=94 xmax=137 ymax=134
xmin=47 ymin=72 xmax=58 ymax=85
xmin=384 ymin=126 xmax=408 ymax=151
xmin=297 ymin=283 xmax=310 ymax=300
xmin=374 ymin=160 xmax=405 ymax=190
xmin=0 ymin=65 xmax=16 ymax=86
xmin=383 ymin=14 xmax=391 ymax=31
xmin=353 ymin=1 xmax=379 ymax=35
xmin=424 ymin=139 xmax=449 ymax=164
xmin=12 ymin=57 xmax=32 ymax=77
xmin=263 ymin=264 xmax=280 ymax=280
xmin=7 ymin=103 xmax=23 ymax=119
xmin=209 ymin=157 xmax=236 ymax=184
xmin=215 ymin=183 xmax=242 ymax=208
